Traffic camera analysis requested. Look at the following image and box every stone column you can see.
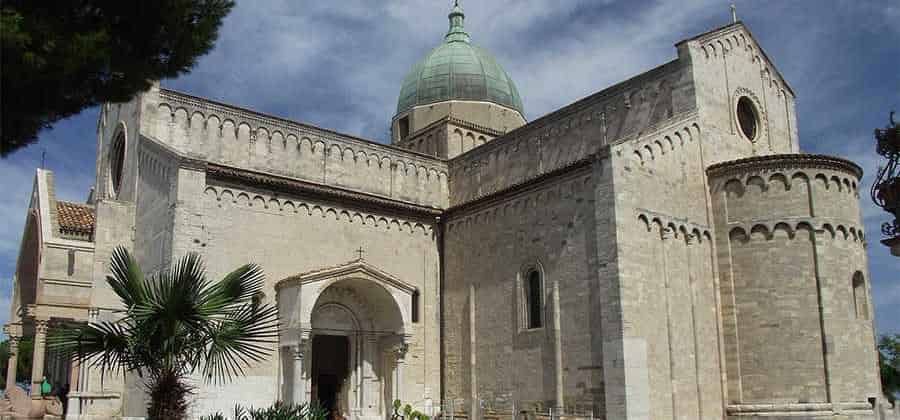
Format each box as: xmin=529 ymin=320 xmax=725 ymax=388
xmin=30 ymin=320 xmax=49 ymax=396
xmin=5 ymin=336 xmax=20 ymax=391
xmin=552 ymin=280 xmax=564 ymax=410
xmin=362 ymin=335 xmax=381 ymax=418
xmin=392 ymin=342 xmax=409 ymax=403
xmin=354 ymin=334 xmax=362 ymax=413
xmin=292 ymin=337 xmax=310 ymax=405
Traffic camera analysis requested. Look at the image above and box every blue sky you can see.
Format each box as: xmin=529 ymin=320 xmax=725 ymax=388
xmin=1 ymin=0 xmax=898 ymax=336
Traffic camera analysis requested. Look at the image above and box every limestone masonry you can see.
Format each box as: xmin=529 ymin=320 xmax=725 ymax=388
xmin=4 ymin=4 xmax=896 ymax=420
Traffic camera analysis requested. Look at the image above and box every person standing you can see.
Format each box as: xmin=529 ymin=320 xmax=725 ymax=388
xmin=40 ymin=376 xmax=51 ymax=396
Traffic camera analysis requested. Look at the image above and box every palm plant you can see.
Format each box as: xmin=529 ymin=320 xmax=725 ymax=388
xmin=50 ymin=246 xmax=280 ymax=420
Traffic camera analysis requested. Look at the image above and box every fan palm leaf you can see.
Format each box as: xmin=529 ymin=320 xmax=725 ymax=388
xmin=49 ymin=246 xmax=280 ymax=420
xmin=105 ymin=246 xmax=146 ymax=309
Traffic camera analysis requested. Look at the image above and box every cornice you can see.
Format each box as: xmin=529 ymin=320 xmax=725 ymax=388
xmin=275 ymin=258 xmax=417 ymax=294
xmin=706 ymin=154 xmax=863 ymax=179
xmin=449 ymin=60 xmax=681 ymax=164
xmin=205 ymin=163 xmax=443 ymax=220
xmin=447 ymin=149 xmax=606 ymax=216
xmin=446 ymin=116 xmax=506 ymax=137
xmin=399 ymin=115 xmax=506 ymax=150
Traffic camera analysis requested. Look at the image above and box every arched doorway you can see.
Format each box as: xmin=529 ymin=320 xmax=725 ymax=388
xmin=308 ymin=279 xmax=407 ymax=420
xmin=277 ymin=260 xmax=416 ymax=420
xmin=310 ymin=303 xmax=358 ymax=417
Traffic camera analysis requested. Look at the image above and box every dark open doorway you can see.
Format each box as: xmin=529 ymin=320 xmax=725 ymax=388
xmin=311 ymin=335 xmax=350 ymax=417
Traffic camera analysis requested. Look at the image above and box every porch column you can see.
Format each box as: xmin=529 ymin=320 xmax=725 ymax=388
xmin=362 ymin=335 xmax=381 ymax=417
xmin=30 ymin=319 xmax=49 ymax=397
xmin=5 ymin=336 xmax=20 ymax=391
xmin=392 ymin=342 xmax=408 ymax=403
xmin=69 ymin=356 xmax=81 ymax=392
xmin=292 ymin=334 xmax=311 ymax=405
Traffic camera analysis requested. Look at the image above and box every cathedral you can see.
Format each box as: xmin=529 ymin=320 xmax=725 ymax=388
xmin=4 ymin=3 xmax=895 ymax=420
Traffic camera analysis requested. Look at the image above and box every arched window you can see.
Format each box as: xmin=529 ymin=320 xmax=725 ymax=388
xmin=109 ymin=132 xmax=126 ymax=197
xmin=852 ymin=272 xmax=868 ymax=320
xmin=736 ymin=96 xmax=759 ymax=141
xmin=525 ymin=269 xmax=543 ymax=329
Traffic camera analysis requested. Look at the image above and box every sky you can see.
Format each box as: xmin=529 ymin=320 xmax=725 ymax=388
xmin=1 ymin=0 xmax=898 ymax=337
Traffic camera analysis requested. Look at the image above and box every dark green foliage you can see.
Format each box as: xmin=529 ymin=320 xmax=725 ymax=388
xmin=50 ymin=246 xmax=280 ymax=420
xmin=0 ymin=337 xmax=34 ymax=388
xmin=200 ymin=401 xmax=328 ymax=420
xmin=1 ymin=0 xmax=234 ymax=156
xmin=880 ymin=334 xmax=900 ymax=403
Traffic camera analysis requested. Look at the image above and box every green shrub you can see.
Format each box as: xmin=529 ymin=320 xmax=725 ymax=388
xmin=200 ymin=401 xmax=327 ymax=420
xmin=391 ymin=399 xmax=430 ymax=420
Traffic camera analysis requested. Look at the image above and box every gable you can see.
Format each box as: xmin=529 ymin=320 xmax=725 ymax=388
xmin=679 ymin=22 xmax=795 ymax=97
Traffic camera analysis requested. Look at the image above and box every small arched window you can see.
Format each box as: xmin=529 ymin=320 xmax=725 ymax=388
xmin=67 ymin=249 xmax=76 ymax=276
xmin=411 ymin=290 xmax=420 ymax=324
xmin=398 ymin=116 xmax=410 ymax=141
xmin=525 ymin=269 xmax=543 ymax=329
xmin=852 ymin=272 xmax=868 ymax=320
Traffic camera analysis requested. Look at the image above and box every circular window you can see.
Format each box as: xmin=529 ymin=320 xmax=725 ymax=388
xmin=109 ymin=133 xmax=126 ymax=196
xmin=737 ymin=96 xmax=758 ymax=141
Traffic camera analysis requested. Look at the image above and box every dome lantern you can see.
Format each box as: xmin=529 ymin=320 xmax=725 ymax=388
xmin=445 ymin=0 xmax=470 ymax=44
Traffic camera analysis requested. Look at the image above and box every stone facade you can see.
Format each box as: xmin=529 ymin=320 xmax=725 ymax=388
xmin=4 ymin=11 xmax=895 ymax=420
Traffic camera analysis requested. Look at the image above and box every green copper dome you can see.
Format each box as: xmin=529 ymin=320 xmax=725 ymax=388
xmin=396 ymin=2 xmax=524 ymax=116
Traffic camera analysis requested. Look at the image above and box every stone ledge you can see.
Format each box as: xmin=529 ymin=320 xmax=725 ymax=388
xmin=707 ymin=153 xmax=863 ymax=179
xmin=206 ymin=163 xmax=444 ymax=219
xmin=727 ymin=401 xmax=874 ymax=417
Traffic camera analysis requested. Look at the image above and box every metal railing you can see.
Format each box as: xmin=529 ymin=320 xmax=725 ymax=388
xmin=437 ymin=398 xmax=598 ymax=420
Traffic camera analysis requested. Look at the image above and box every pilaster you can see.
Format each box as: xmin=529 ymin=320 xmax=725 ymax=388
xmin=4 ymin=335 xmax=21 ymax=391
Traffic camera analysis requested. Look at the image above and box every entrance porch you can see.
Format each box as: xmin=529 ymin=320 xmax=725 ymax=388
xmin=276 ymin=259 xmax=415 ymax=420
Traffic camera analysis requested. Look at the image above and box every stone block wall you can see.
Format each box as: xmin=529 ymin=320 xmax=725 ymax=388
xmin=682 ymin=23 xmax=799 ymax=167
xmin=395 ymin=117 xmax=501 ymax=159
xmin=137 ymin=87 xmax=448 ymax=209
xmin=391 ymin=101 xmax=525 ymax=145
xmin=133 ymin=141 xmax=177 ymax=275
xmin=708 ymin=154 xmax=880 ymax=418
xmin=607 ymin=115 xmax=725 ymax=420
xmin=442 ymin=162 xmax=606 ymax=416
xmin=165 ymin=166 xmax=442 ymax=418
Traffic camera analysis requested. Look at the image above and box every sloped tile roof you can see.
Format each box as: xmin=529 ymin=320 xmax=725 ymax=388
xmin=56 ymin=201 xmax=95 ymax=239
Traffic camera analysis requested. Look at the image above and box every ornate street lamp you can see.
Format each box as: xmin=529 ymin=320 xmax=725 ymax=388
xmin=872 ymin=111 xmax=900 ymax=256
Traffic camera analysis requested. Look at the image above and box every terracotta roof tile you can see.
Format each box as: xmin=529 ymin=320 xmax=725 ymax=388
xmin=56 ymin=201 xmax=95 ymax=239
